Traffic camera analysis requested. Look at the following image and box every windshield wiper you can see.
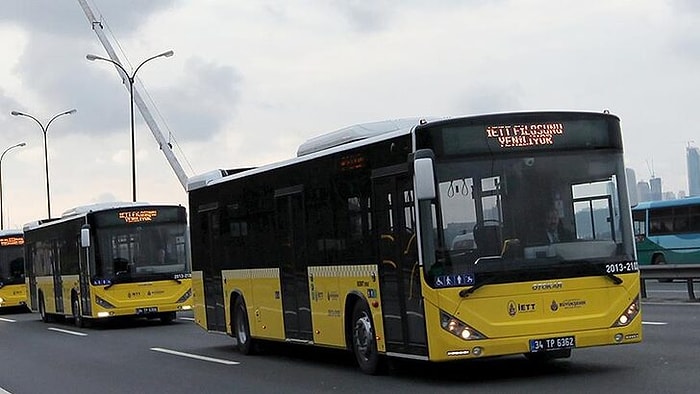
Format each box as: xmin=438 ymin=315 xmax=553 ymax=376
xmin=606 ymin=273 xmax=623 ymax=285
xmin=458 ymin=277 xmax=496 ymax=298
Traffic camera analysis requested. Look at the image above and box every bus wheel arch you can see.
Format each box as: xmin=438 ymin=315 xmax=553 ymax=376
xmin=231 ymin=293 xmax=256 ymax=355
xmin=348 ymin=296 xmax=386 ymax=375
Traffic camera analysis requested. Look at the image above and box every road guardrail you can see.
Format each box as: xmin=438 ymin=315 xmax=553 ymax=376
xmin=639 ymin=264 xmax=700 ymax=301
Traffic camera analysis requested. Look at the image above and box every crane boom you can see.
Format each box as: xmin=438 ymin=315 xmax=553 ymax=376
xmin=77 ymin=0 xmax=189 ymax=190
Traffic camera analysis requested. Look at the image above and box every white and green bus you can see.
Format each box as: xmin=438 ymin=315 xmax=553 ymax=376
xmin=632 ymin=196 xmax=700 ymax=266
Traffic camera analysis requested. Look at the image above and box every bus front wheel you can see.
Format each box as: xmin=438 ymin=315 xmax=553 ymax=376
xmin=351 ymin=301 xmax=386 ymax=375
xmin=233 ymin=297 xmax=256 ymax=355
xmin=72 ymin=296 xmax=86 ymax=328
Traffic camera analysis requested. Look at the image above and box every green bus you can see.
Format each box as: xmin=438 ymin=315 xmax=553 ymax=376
xmin=632 ymin=196 xmax=700 ymax=266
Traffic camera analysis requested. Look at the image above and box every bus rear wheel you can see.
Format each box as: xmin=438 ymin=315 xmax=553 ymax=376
xmin=38 ymin=294 xmax=51 ymax=323
xmin=351 ymin=301 xmax=386 ymax=375
xmin=653 ymin=255 xmax=673 ymax=282
xmin=233 ymin=297 xmax=256 ymax=355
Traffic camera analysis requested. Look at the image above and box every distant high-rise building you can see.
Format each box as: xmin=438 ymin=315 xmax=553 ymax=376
xmin=688 ymin=145 xmax=700 ymax=196
xmin=626 ymin=168 xmax=638 ymax=206
xmin=662 ymin=191 xmax=676 ymax=200
xmin=649 ymin=177 xmax=662 ymax=201
xmin=637 ymin=181 xmax=650 ymax=202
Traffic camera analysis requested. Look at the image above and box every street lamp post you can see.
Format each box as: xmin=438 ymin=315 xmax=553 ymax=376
xmin=11 ymin=109 xmax=77 ymax=219
xmin=0 ymin=142 xmax=27 ymax=230
xmin=86 ymin=50 xmax=174 ymax=202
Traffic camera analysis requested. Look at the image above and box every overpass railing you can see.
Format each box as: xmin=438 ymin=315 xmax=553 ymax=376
xmin=639 ymin=264 xmax=700 ymax=301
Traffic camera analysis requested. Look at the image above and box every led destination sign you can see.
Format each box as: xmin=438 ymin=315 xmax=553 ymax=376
xmin=119 ymin=210 xmax=158 ymax=223
xmin=0 ymin=237 xmax=24 ymax=247
xmin=486 ymin=123 xmax=564 ymax=148
xmin=416 ymin=115 xmax=620 ymax=157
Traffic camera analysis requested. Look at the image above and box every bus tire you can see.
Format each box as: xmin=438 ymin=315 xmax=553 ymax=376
xmin=351 ymin=301 xmax=386 ymax=375
xmin=653 ymin=255 xmax=673 ymax=283
xmin=72 ymin=296 xmax=86 ymax=328
xmin=160 ymin=312 xmax=176 ymax=324
xmin=38 ymin=293 xmax=51 ymax=323
xmin=525 ymin=349 xmax=572 ymax=362
xmin=233 ymin=297 xmax=256 ymax=355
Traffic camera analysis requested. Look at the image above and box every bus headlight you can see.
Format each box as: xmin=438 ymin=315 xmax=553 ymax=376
xmin=440 ymin=310 xmax=487 ymax=340
xmin=612 ymin=296 xmax=640 ymax=327
xmin=95 ymin=295 xmax=116 ymax=309
xmin=176 ymin=288 xmax=192 ymax=304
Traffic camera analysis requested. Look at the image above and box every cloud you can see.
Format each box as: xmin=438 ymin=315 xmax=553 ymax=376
xmin=0 ymin=1 xmax=178 ymax=38
xmin=154 ymin=58 xmax=242 ymax=142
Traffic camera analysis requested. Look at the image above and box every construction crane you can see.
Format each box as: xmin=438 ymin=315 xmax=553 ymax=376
xmin=77 ymin=0 xmax=190 ymax=190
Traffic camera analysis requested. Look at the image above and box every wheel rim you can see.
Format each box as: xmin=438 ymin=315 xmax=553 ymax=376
xmin=73 ymin=299 xmax=80 ymax=321
xmin=236 ymin=305 xmax=248 ymax=345
xmin=353 ymin=310 xmax=373 ymax=361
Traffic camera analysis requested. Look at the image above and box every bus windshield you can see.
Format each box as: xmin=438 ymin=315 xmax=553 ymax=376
xmin=425 ymin=150 xmax=635 ymax=288
xmin=0 ymin=245 xmax=24 ymax=285
xmin=92 ymin=222 xmax=189 ymax=282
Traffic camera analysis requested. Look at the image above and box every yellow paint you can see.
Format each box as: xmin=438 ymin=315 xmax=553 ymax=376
xmin=0 ymin=283 xmax=27 ymax=308
xmin=192 ymin=270 xmax=207 ymax=329
xmin=222 ymin=268 xmax=285 ymax=340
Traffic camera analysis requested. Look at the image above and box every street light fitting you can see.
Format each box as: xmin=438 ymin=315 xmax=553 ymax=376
xmin=86 ymin=49 xmax=174 ymax=202
xmin=10 ymin=109 xmax=76 ymax=219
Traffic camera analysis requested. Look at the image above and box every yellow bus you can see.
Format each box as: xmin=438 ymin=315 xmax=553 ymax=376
xmin=0 ymin=229 xmax=27 ymax=310
xmin=23 ymin=202 xmax=192 ymax=327
xmin=188 ymin=111 xmax=641 ymax=374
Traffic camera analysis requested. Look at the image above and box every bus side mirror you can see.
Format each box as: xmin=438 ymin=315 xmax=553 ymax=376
xmin=414 ymin=157 xmax=436 ymax=200
xmin=81 ymin=225 xmax=91 ymax=248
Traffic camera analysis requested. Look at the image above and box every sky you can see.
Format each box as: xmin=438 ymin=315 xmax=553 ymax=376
xmin=0 ymin=0 xmax=698 ymax=229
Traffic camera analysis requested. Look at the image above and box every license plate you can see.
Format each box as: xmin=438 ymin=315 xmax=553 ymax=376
xmin=136 ymin=307 xmax=158 ymax=315
xmin=529 ymin=336 xmax=576 ymax=352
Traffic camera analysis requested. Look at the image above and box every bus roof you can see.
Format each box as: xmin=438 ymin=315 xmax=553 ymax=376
xmin=23 ymin=201 xmax=154 ymax=231
xmin=0 ymin=229 xmax=23 ymax=237
xmin=187 ymin=110 xmax=619 ymax=191
xmin=632 ymin=196 xmax=700 ymax=211
xmin=296 ymin=118 xmax=429 ymax=157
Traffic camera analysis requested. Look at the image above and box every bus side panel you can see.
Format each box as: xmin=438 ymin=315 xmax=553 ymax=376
xmin=35 ymin=275 xmax=55 ymax=314
xmin=192 ymin=270 xmax=208 ymax=329
xmin=309 ymin=265 xmax=386 ymax=352
xmin=0 ymin=284 xmax=27 ymax=308
xmin=62 ymin=274 xmax=79 ymax=316
xmin=644 ymin=235 xmax=700 ymax=264
xmin=224 ymin=268 xmax=285 ymax=341
xmin=308 ymin=266 xmax=342 ymax=347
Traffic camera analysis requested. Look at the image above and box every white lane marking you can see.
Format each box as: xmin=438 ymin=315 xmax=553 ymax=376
xmin=48 ymin=327 xmax=88 ymax=336
xmin=642 ymin=321 xmax=668 ymax=325
xmin=178 ymin=317 xmax=195 ymax=321
xmin=150 ymin=347 xmax=240 ymax=365
xmin=0 ymin=317 xmax=16 ymax=323
xmin=1 ymin=386 xmax=12 ymax=393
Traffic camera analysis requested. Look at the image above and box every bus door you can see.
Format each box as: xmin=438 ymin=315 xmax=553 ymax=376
xmin=26 ymin=243 xmax=38 ymax=310
xmin=372 ymin=166 xmax=428 ymax=356
xmin=275 ymin=186 xmax=313 ymax=341
xmin=197 ymin=204 xmax=226 ymax=332
xmin=77 ymin=234 xmax=92 ymax=317
xmin=51 ymin=241 xmax=64 ymax=313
